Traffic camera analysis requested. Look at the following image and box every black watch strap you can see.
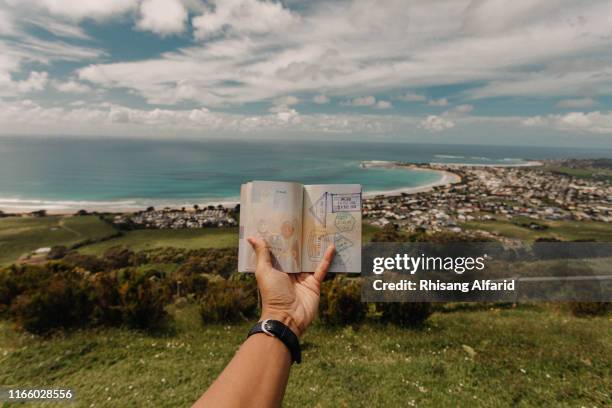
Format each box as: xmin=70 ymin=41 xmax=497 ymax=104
xmin=247 ymin=319 xmax=301 ymax=364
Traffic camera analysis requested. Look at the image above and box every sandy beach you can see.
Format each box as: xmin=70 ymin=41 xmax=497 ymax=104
xmin=361 ymin=161 xmax=462 ymax=198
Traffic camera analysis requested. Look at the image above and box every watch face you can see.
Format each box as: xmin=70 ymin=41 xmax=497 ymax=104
xmin=261 ymin=319 xmax=273 ymax=336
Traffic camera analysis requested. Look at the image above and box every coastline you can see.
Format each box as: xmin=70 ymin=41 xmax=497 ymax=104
xmin=362 ymin=163 xmax=461 ymax=198
xmin=1 ymin=160 xmax=541 ymax=215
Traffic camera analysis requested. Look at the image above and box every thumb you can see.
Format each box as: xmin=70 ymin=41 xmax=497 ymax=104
xmin=314 ymin=244 xmax=335 ymax=283
xmin=247 ymin=237 xmax=273 ymax=271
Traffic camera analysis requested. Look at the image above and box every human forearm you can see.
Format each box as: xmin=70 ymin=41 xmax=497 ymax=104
xmin=193 ymin=333 xmax=292 ymax=408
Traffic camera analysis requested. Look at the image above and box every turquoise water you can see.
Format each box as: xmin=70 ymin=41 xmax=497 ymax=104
xmin=1 ymin=137 xmax=611 ymax=211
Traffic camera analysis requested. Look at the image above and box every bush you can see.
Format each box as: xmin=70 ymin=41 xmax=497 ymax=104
xmin=9 ymin=270 xmax=93 ymax=334
xmin=62 ymin=252 xmax=108 ymax=272
xmin=0 ymin=262 xmax=172 ymax=333
xmin=568 ymin=302 xmax=610 ymax=317
xmin=103 ymin=247 xmax=137 ymax=269
xmin=118 ymin=269 xmax=171 ymax=329
xmin=47 ymin=245 xmax=69 ymax=260
xmin=199 ymin=278 xmax=257 ymax=323
xmin=377 ymin=302 xmax=432 ymax=327
xmin=319 ymin=276 xmax=366 ymax=325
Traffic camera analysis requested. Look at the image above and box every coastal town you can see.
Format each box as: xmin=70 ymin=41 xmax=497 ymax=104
xmin=112 ymin=205 xmax=238 ymax=229
xmin=363 ymin=160 xmax=612 ymax=235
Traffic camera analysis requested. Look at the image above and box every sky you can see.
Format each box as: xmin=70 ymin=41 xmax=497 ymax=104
xmin=1 ymin=0 xmax=612 ymax=146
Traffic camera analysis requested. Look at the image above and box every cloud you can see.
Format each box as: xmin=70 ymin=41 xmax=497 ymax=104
xmin=555 ymin=97 xmax=596 ymax=109
xmin=11 ymin=0 xmax=139 ymax=21
xmin=397 ymin=92 xmax=426 ymax=102
xmin=0 ymin=99 xmax=424 ymax=136
xmin=0 ymin=8 xmax=17 ymax=35
xmin=53 ymin=79 xmax=92 ymax=93
xmin=375 ymin=100 xmax=392 ymax=109
xmin=448 ymin=104 xmax=474 ymax=115
xmin=522 ymin=111 xmax=612 ymax=134
xmin=0 ymin=71 xmax=48 ymax=96
xmin=420 ymin=115 xmax=455 ymax=132
xmin=68 ymin=0 xmax=612 ymax=110
xmin=136 ymin=0 xmax=188 ymax=36
xmin=427 ymin=98 xmax=449 ymax=107
xmin=342 ymin=96 xmax=376 ymax=107
xmin=313 ymin=94 xmax=329 ymax=104
xmin=269 ymin=95 xmax=300 ymax=115
xmin=192 ymin=0 xmax=298 ymax=39
xmin=274 ymin=95 xmax=299 ymax=106
xmin=25 ymin=16 xmax=92 ymax=39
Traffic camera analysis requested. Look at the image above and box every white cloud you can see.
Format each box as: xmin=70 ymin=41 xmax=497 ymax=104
xmin=398 ymin=92 xmax=426 ymax=102
xmin=274 ymin=95 xmax=299 ymax=106
xmin=555 ymin=97 xmax=596 ymax=109
xmin=420 ymin=115 xmax=455 ymax=132
xmin=313 ymin=94 xmax=329 ymax=104
xmin=136 ymin=0 xmax=188 ymax=36
xmin=0 ymin=99 xmax=424 ymax=136
xmin=522 ymin=111 xmax=612 ymax=134
xmin=375 ymin=100 xmax=392 ymax=109
xmin=427 ymin=98 xmax=449 ymax=107
xmin=53 ymin=79 xmax=92 ymax=93
xmin=10 ymin=0 xmax=139 ymax=21
xmin=0 ymin=9 xmax=17 ymax=35
xmin=70 ymin=0 xmax=612 ymax=110
xmin=449 ymin=104 xmax=474 ymax=115
xmin=25 ymin=16 xmax=92 ymax=39
xmin=0 ymin=71 xmax=48 ymax=96
xmin=192 ymin=0 xmax=298 ymax=39
xmin=342 ymin=96 xmax=376 ymax=107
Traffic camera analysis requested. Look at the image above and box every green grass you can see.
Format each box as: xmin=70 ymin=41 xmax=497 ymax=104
xmin=461 ymin=218 xmax=612 ymax=241
xmin=0 ymin=216 xmax=379 ymax=262
xmin=0 ymin=305 xmax=609 ymax=407
xmin=78 ymin=227 xmax=239 ymax=255
xmin=542 ymin=165 xmax=612 ymax=182
xmin=362 ymin=222 xmax=380 ymax=242
xmin=0 ymin=216 xmax=117 ymax=265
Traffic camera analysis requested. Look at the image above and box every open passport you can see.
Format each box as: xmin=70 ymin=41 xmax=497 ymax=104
xmin=238 ymin=181 xmax=362 ymax=273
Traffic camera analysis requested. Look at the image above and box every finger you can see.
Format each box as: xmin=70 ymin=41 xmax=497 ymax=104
xmin=247 ymin=237 xmax=273 ymax=271
xmin=314 ymin=244 xmax=335 ymax=283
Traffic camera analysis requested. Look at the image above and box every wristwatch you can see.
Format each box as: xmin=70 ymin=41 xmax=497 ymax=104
xmin=247 ymin=319 xmax=301 ymax=364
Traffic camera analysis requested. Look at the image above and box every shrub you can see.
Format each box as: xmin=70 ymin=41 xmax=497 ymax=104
xmin=0 ymin=262 xmax=172 ymax=333
xmin=62 ymin=252 xmax=108 ymax=272
xmin=199 ymin=278 xmax=257 ymax=323
xmin=118 ymin=269 xmax=171 ymax=329
xmin=568 ymin=302 xmax=610 ymax=317
xmin=9 ymin=270 xmax=93 ymax=334
xmin=377 ymin=302 xmax=432 ymax=327
xmin=47 ymin=245 xmax=69 ymax=260
xmin=103 ymin=247 xmax=137 ymax=269
xmin=319 ymin=276 xmax=366 ymax=325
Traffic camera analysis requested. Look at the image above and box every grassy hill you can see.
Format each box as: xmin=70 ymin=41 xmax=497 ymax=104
xmin=0 ymin=304 xmax=609 ymax=407
xmin=0 ymin=215 xmax=117 ymax=265
xmin=461 ymin=218 xmax=612 ymax=241
xmin=78 ymin=227 xmax=239 ymax=255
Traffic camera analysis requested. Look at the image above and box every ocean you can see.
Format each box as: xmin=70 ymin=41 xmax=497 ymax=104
xmin=1 ymin=137 xmax=611 ymax=212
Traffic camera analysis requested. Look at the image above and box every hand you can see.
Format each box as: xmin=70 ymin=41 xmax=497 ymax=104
xmin=247 ymin=237 xmax=335 ymax=338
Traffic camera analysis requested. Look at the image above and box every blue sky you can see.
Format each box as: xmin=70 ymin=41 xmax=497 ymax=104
xmin=1 ymin=0 xmax=612 ymax=146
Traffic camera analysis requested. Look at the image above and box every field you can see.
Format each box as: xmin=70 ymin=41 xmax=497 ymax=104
xmin=0 ymin=216 xmax=383 ymax=265
xmin=78 ymin=227 xmax=239 ymax=255
xmin=0 ymin=304 xmax=609 ymax=407
xmin=0 ymin=215 xmax=610 ymax=407
xmin=542 ymin=165 xmax=612 ymax=182
xmin=461 ymin=218 xmax=612 ymax=241
xmin=0 ymin=216 xmax=117 ymax=265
